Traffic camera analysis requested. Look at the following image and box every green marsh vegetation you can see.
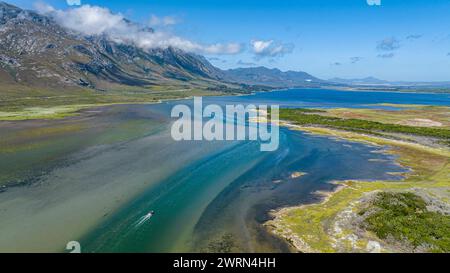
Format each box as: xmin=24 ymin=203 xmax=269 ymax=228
xmin=279 ymin=108 xmax=450 ymax=141
xmin=359 ymin=192 xmax=450 ymax=253
xmin=0 ymin=84 xmax=230 ymax=120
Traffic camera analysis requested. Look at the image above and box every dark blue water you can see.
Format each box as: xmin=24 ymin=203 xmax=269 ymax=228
xmin=203 ymin=88 xmax=450 ymax=109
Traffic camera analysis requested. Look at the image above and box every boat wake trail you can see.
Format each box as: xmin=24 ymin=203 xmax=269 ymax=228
xmin=134 ymin=211 xmax=155 ymax=228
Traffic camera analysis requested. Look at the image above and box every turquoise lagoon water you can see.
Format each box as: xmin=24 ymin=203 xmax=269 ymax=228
xmin=81 ymin=128 xmax=405 ymax=253
xmin=0 ymin=89 xmax=448 ymax=252
xmin=81 ymin=89 xmax=443 ymax=253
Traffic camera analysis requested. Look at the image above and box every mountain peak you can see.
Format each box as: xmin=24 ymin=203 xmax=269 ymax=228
xmin=0 ymin=1 xmax=17 ymax=8
xmin=0 ymin=1 xmax=51 ymax=26
xmin=0 ymin=1 xmax=21 ymax=19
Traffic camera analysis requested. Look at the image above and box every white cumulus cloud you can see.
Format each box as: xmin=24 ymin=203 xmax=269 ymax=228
xmin=251 ymin=39 xmax=293 ymax=58
xmin=66 ymin=0 xmax=81 ymax=6
xmin=35 ymin=3 xmax=242 ymax=55
xmin=149 ymin=15 xmax=178 ymax=26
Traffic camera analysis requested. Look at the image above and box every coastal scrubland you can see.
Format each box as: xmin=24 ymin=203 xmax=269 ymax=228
xmin=359 ymin=192 xmax=450 ymax=252
xmin=266 ymin=106 xmax=450 ymax=253
xmin=279 ymin=107 xmax=450 ymax=142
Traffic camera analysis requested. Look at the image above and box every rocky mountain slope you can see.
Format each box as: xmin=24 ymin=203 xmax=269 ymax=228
xmin=0 ymin=2 xmax=230 ymax=91
xmin=0 ymin=1 xmax=333 ymax=98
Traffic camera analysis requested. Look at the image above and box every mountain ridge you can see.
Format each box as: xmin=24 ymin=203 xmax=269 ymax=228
xmin=0 ymin=2 xmax=327 ymax=93
xmin=329 ymin=76 xmax=450 ymax=87
xmin=0 ymin=1 xmax=235 ymax=92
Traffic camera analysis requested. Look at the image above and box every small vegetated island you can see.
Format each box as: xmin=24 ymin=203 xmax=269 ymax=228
xmin=266 ymin=105 xmax=450 ymax=253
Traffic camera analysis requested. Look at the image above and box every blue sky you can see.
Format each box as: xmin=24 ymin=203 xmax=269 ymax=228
xmin=8 ymin=0 xmax=450 ymax=81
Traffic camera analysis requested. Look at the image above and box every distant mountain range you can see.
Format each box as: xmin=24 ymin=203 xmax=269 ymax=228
xmin=220 ymin=67 xmax=324 ymax=88
xmin=328 ymin=77 xmax=390 ymax=85
xmin=329 ymin=76 xmax=450 ymax=89
xmin=0 ymin=2 xmax=448 ymax=95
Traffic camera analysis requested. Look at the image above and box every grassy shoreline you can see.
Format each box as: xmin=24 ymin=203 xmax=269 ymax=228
xmin=265 ymin=123 xmax=450 ymax=253
xmin=280 ymin=108 xmax=450 ymax=142
xmin=0 ymin=104 xmax=116 ymax=121
xmin=0 ymin=89 xmax=234 ymax=121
